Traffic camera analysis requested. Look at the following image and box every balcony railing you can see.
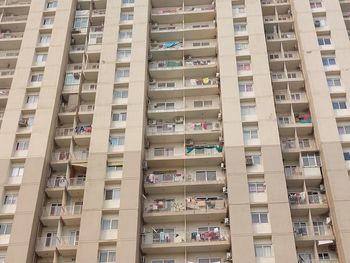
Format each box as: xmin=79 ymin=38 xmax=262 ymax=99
xmin=266 ymin=32 xmax=296 ymax=40
xmin=69 ymin=177 xmax=85 ymax=187
xmin=71 ymin=150 xmax=89 ymax=161
xmin=74 ymin=125 xmax=92 ymax=135
xmin=84 ymin=63 xmax=99 ymax=70
xmin=261 ymin=0 xmax=288 ymax=5
xmin=36 ymin=236 xmax=58 ymax=250
xmin=294 ymin=224 xmax=333 ymax=238
xmin=142 ymin=229 xmax=229 ymax=245
xmin=151 ymin=21 xmax=215 ymax=32
xmin=1 ymin=14 xmax=27 ymax=22
xmin=52 ymin=151 xmax=70 ymax=162
xmin=79 ymin=104 xmax=94 ymax=112
xmin=0 ymin=69 xmax=14 ymax=76
xmin=46 ymin=177 xmax=68 ymax=188
xmin=61 ymin=205 xmax=82 ymax=216
xmin=56 ymin=127 xmax=74 ymax=137
xmin=0 ymin=31 xmax=23 ymax=39
xmin=92 ymin=9 xmax=106 ymax=16
xmin=0 ymin=50 xmax=18 ymax=57
xmin=147 ymin=123 xmax=184 ymax=135
xmin=152 ymin=5 xmax=214 ymax=15
xmin=60 ymin=104 xmax=77 ymax=113
xmin=42 ymin=206 xmax=62 ymax=217
xmin=0 ymin=89 xmax=9 ymax=96
xmin=288 ymin=192 xmax=327 ymax=206
xmin=70 ymin=45 xmax=85 ymax=52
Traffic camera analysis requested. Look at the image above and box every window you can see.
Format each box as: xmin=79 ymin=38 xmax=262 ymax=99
xmin=343 ymin=151 xmax=350 ymax=161
xmin=88 ymin=33 xmax=103 ymax=45
xmin=241 ymin=104 xmax=256 ymax=116
xmin=120 ymin=12 xmax=134 ymax=21
xmin=255 ymin=244 xmax=272 ymax=257
xmin=115 ymin=68 xmax=130 ymax=79
xmin=152 ymin=260 xmax=175 ymax=263
xmin=243 ymin=127 xmax=258 ymax=140
xmin=15 ymin=140 xmax=29 ymax=151
xmin=110 ymin=136 xmax=125 ymax=146
xmin=73 ymin=17 xmax=88 ymax=29
xmin=302 ymin=152 xmax=321 ymax=167
xmin=105 ymin=188 xmax=120 ymax=200
xmin=195 ymin=170 xmax=217 ymax=181
xmin=318 ymin=252 xmax=330 ymax=260
xmin=112 ymin=112 xmax=127 ymax=121
xmin=322 ymin=57 xmax=336 ymax=66
xmin=113 ymin=89 xmax=128 ymax=99
xmin=154 ymin=147 xmax=174 ymax=157
xmin=251 ymin=212 xmax=269 ymax=223
xmin=34 ymin=53 xmax=48 ymax=64
xmin=198 ymin=259 xmax=221 ymax=263
xmin=38 ymin=34 xmax=51 ymax=45
xmin=327 ymin=76 xmax=341 ymax=87
xmin=10 ymin=166 xmax=24 ymax=177
xmin=332 ymin=99 xmax=347 ymax=110
xmin=278 ymin=116 xmax=290 ymax=124
xmin=0 ymin=223 xmax=12 ymax=235
xmin=25 ymin=94 xmax=39 ymax=105
xmin=338 ymin=123 xmax=350 ymax=135
xmin=64 ymin=73 xmax=80 ymax=85
xmin=246 ymin=154 xmax=261 ymax=166
xmin=318 ymin=36 xmax=331 ymax=46
xmin=118 ymin=30 xmax=132 ymax=40
xmin=193 ymin=100 xmax=212 ymax=108
xmin=314 ymin=18 xmax=327 ymax=28
xmin=237 ymin=62 xmax=251 ymax=71
xmin=3 ymin=194 xmax=17 ymax=205
xmin=310 ymin=0 xmax=323 ymax=8
xmin=234 ymin=23 xmax=247 ymax=32
xmin=235 ymin=41 xmax=249 ymax=51
xmin=30 ymin=73 xmax=43 ymax=83
xmin=117 ymin=49 xmax=131 ymax=60
xmin=101 ymin=218 xmax=118 ymax=230
xmin=99 ymin=250 xmax=116 ymax=263
xmin=107 ymin=163 xmax=123 ymax=172
xmin=42 ymin=16 xmax=54 ymax=26
xmin=46 ymin=0 xmax=57 ymax=8
xmin=239 ymin=82 xmax=253 ymax=92
xmin=248 ymin=182 xmax=266 ymax=193
xmin=122 ymin=0 xmax=134 ymax=3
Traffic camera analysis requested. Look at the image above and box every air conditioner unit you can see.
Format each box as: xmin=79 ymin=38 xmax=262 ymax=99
xmin=142 ymin=161 xmax=148 ymax=171
xmin=218 ymin=112 xmax=222 ymax=121
xmin=224 ymin=217 xmax=230 ymax=226
xmin=175 ymin=116 xmax=184 ymax=124
xmin=246 ymin=157 xmax=253 ymax=166
xmin=220 ymin=161 xmax=225 ymax=169
xmin=18 ymin=118 xmax=28 ymax=127
xmin=320 ymin=184 xmax=326 ymax=193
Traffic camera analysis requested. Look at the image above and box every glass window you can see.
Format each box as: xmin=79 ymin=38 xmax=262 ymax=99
xmin=322 ymin=57 xmax=336 ymax=66
xmin=110 ymin=136 xmax=125 ymax=146
xmin=112 ymin=112 xmax=127 ymax=121
xmin=42 ymin=16 xmax=54 ymax=26
xmin=251 ymin=212 xmax=269 ymax=223
xmin=241 ymin=105 xmax=256 ymax=116
xmin=239 ymin=82 xmax=253 ymax=92
xmin=343 ymin=152 xmax=350 ymax=161
xmin=15 ymin=140 xmax=29 ymax=151
xmin=248 ymin=182 xmax=266 ymax=193
xmin=10 ymin=166 xmax=24 ymax=177
xmin=30 ymin=73 xmax=43 ymax=83
xmin=302 ymin=153 xmax=321 ymax=167
xmin=64 ymin=73 xmax=80 ymax=85
xmin=243 ymin=128 xmax=258 ymax=140
xmin=117 ymin=49 xmax=131 ymax=60
xmin=332 ymin=100 xmax=347 ymax=110
xmin=73 ymin=17 xmax=89 ymax=29
xmin=327 ymin=77 xmax=341 ymax=87
xmin=35 ymin=53 xmax=48 ymax=63
xmin=120 ymin=12 xmax=134 ymax=21
xmin=255 ymin=244 xmax=272 ymax=257
xmin=101 ymin=218 xmax=118 ymax=230
xmin=234 ymin=23 xmax=247 ymax=32
xmin=337 ymin=124 xmax=350 ymax=135
xmin=122 ymin=0 xmax=134 ymax=3
xmin=0 ymin=223 xmax=12 ymax=235
xmin=115 ymin=68 xmax=130 ymax=78
xmin=38 ymin=34 xmax=51 ymax=44
xmin=46 ymin=1 xmax=57 ymax=8
xmin=118 ymin=30 xmax=132 ymax=40
xmin=105 ymin=188 xmax=120 ymax=200
xmin=318 ymin=36 xmax=331 ymax=46
xmin=113 ymin=89 xmax=128 ymax=99
xmin=99 ymin=250 xmax=116 ymax=263
xmin=3 ymin=194 xmax=17 ymax=205
xmin=26 ymin=95 xmax=39 ymax=104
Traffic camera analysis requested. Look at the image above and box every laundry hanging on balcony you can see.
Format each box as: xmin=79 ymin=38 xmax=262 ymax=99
xmin=185 ymin=144 xmax=223 ymax=154
xmin=163 ymin=41 xmax=180 ymax=48
xmin=74 ymin=125 xmax=92 ymax=135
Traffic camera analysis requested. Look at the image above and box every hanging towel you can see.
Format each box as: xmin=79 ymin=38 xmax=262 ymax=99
xmin=164 ymin=41 xmax=179 ymax=48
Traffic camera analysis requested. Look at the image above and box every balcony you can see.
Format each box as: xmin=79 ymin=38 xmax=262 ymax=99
xmin=264 ymin=14 xmax=293 ymax=24
xmin=0 ymin=14 xmax=27 ymax=23
xmin=144 ymin=169 xmax=225 ymax=193
xmin=288 ymin=191 xmax=328 ymax=211
xmin=277 ymin=113 xmax=312 ymax=132
xmin=293 ymin=224 xmax=333 ymax=242
xmin=284 ymin=166 xmax=322 ymax=183
xmin=144 ymin=197 xmax=227 ymax=223
xmin=151 ymin=21 xmax=216 ymax=41
xmin=281 ymin=138 xmax=317 ymax=154
xmin=261 ymin=0 xmax=289 ymax=6
xmin=142 ymin=228 xmax=230 ymax=253
xmin=36 ymin=235 xmax=78 ymax=256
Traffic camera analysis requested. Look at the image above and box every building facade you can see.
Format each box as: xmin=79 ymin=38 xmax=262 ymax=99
xmin=0 ymin=0 xmax=349 ymax=262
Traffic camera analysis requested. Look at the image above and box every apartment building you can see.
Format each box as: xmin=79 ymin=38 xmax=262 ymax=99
xmin=0 ymin=0 xmax=349 ymax=262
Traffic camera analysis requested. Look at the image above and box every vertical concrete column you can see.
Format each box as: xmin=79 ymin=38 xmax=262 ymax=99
xmin=115 ymin=0 xmax=150 ymax=262
xmin=247 ymin=1 xmax=298 ymax=262
xmin=216 ymin=0 xmax=256 ymax=262
xmin=4 ymin=0 xmax=75 ymax=262
xmin=291 ymin=1 xmax=350 ymax=262
xmin=75 ymin=0 xmax=121 ymax=261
